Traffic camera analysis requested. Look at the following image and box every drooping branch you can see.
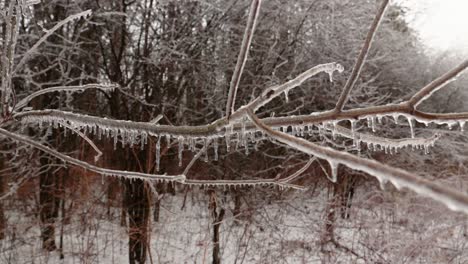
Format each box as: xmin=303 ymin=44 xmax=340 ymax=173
xmin=247 ymin=109 xmax=468 ymax=214
xmin=0 ymin=128 xmax=303 ymax=190
xmin=15 ymin=83 xmax=117 ymax=110
xmin=334 ymin=0 xmax=390 ymax=111
xmin=184 ymin=178 xmax=306 ymax=190
xmin=225 ymin=0 xmax=262 ymax=119
xmin=324 ymin=123 xmax=440 ymax=153
xmin=15 ymin=102 xmax=468 ymax=139
xmin=13 ymin=9 xmax=92 ymax=74
xmin=0 ymin=128 xmax=185 ymax=182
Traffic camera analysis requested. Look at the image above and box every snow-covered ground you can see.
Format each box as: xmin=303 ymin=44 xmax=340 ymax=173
xmin=1 ymin=184 xmax=467 ymax=263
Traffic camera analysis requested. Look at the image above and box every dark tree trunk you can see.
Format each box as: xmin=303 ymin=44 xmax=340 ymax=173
xmin=39 ymin=157 xmax=59 ymax=251
xmin=209 ymin=191 xmax=225 ymax=264
xmin=153 ymin=197 xmax=160 ymax=222
xmin=0 ymin=156 xmax=5 ymax=240
xmin=124 ymin=179 xmax=151 ymax=264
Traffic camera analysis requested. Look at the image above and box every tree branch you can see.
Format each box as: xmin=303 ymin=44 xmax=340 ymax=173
xmin=225 ymin=0 xmax=262 ymax=119
xmin=334 ymin=0 xmax=389 ymax=111
xmin=247 ymin=109 xmax=468 ymax=214
xmin=408 ymin=59 xmax=468 ymax=108
xmin=0 ymin=128 xmax=185 ymax=182
xmin=15 ymin=83 xmax=117 ymax=110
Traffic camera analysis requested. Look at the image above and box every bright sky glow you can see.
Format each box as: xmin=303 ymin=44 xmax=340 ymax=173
xmin=399 ymin=0 xmax=468 ymax=54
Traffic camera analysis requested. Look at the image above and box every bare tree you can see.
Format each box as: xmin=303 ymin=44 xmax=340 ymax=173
xmin=1 ymin=0 xmax=468 ymax=263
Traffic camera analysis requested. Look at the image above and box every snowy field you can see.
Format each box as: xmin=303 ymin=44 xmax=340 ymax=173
xmin=1 ymin=183 xmax=467 ymax=264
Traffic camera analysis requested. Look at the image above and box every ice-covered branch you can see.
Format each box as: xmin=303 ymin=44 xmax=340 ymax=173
xmin=278 ymin=158 xmax=316 ymax=184
xmin=1 ymin=1 xmax=19 ymax=115
xmin=184 ymin=178 xmax=305 ymax=190
xmin=408 ymin=59 xmax=468 ymax=108
xmin=0 ymin=128 xmax=185 ymax=183
xmin=334 ymin=0 xmax=389 ymax=111
xmin=225 ymin=0 xmax=262 ymax=119
xmin=324 ymin=123 xmax=440 ymax=154
xmin=14 ymin=105 xmax=468 ymax=140
xmin=13 ymin=9 xmax=92 ymax=74
xmin=232 ymin=62 xmax=343 ymax=118
xmin=247 ymin=109 xmax=468 ymax=214
xmin=15 ymin=83 xmax=117 ymax=110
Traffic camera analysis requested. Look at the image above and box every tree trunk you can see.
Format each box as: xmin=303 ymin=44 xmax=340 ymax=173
xmin=39 ymin=157 xmax=59 ymax=251
xmin=0 ymin=156 xmax=5 ymax=240
xmin=209 ymin=191 xmax=225 ymax=264
xmin=125 ymin=179 xmax=151 ymax=264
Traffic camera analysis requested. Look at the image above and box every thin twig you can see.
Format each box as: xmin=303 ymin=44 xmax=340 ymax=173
xmin=15 ymin=83 xmax=117 ymax=110
xmin=334 ymin=0 xmax=390 ymax=111
xmin=408 ymin=59 xmax=468 ymax=108
xmin=225 ymin=0 xmax=262 ymax=119
xmin=183 ymin=138 xmax=211 ymax=175
xmin=0 ymin=128 xmax=185 ymax=182
xmin=13 ymin=9 xmax=92 ymax=74
xmin=279 ymin=158 xmax=316 ymax=184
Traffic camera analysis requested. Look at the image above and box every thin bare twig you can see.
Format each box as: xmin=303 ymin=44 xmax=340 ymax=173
xmin=408 ymin=59 xmax=468 ymax=108
xmin=334 ymin=0 xmax=390 ymax=111
xmin=225 ymin=0 xmax=262 ymax=119
xmin=13 ymin=9 xmax=92 ymax=74
xmin=279 ymin=158 xmax=316 ymax=184
xmin=15 ymin=83 xmax=117 ymax=110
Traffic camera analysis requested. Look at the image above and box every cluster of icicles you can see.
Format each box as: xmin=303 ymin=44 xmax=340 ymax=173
xmin=19 ymin=112 xmax=467 ymax=187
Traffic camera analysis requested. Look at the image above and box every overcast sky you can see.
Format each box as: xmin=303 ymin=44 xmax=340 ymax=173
xmin=398 ymin=0 xmax=468 ymax=55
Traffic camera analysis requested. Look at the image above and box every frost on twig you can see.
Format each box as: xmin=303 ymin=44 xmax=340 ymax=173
xmin=408 ymin=59 xmax=468 ymax=108
xmin=323 ymin=123 xmax=440 ymax=154
xmin=15 ymin=83 xmax=117 ymax=110
xmin=225 ymin=0 xmax=262 ymax=119
xmin=13 ymin=9 xmax=92 ymax=74
xmin=335 ymin=0 xmax=389 ymax=111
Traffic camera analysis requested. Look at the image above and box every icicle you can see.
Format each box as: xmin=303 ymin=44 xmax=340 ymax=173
xmin=423 ymin=144 xmax=429 ymax=154
xmin=241 ymin=118 xmax=246 ymax=146
xmin=350 ymin=119 xmax=356 ymax=146
xmin=379 ymin=178 xmax=388 ymax=191
xmin=392 ymin=114 xmax=399 ymax=125
xmin=166 ymin=134 xmax=171 ymax=148
xmin=113 ymin=129 xmax=118 ymax=150
xmin=178 ymin=136 xmax=184 ymax=167
xmin=332 ymin=121 xmax=337 ymax=140
xmin=460 ymin=121 xmax=466 ymax=132
xmin=204 ymin=139 xmax=209 ymax=162
xmin=225 ymin=126 xmax=231 ymax=152
xmin=187 ymin=137 xmax=193 ymax=151
xmin=447 ymin=122 xmax=454 ymax=130
xmin=377 ymin=115 xmax=382 ymax=124
xmin=328 ymin=161 xmax=338 ymax=183
xmin=325 ymin=69 xmax=335 ymax=82
xmin=214 ymin=138 xmax=219 ymax=161
xmin=371 ymin=116 xmax=376 ymax=132
xmin=140 ymin=132 xmax=147 ymax=149
xmin=407 ymin=116 xmax=414 ymax=138
xmin=156 ymin=137 xmax=161 ymax=172
xmin=284 ymin=90 xmax=289 ymax=103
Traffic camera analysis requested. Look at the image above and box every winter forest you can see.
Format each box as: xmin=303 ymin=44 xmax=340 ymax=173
xmin=1 ymin=0 xmax=468 ymax=263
